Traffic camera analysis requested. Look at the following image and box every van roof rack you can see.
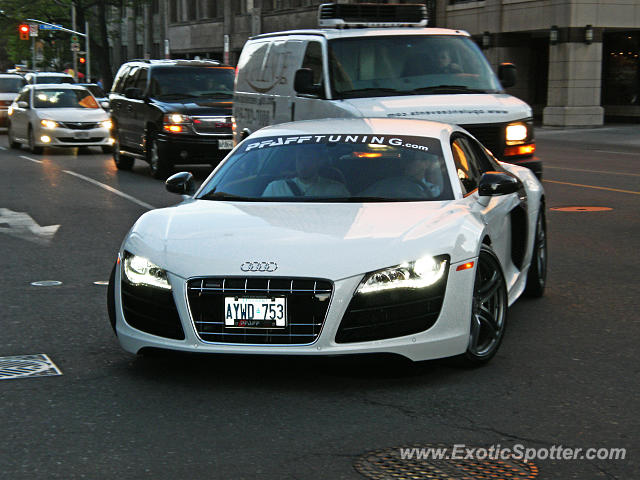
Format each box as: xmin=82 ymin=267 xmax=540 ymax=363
xmin=318 ymin=2 xmax=428 ymax=28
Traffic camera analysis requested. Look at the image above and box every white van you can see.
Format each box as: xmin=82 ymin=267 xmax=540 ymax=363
xmin=234 ymin=3 xmax=540 ymax=176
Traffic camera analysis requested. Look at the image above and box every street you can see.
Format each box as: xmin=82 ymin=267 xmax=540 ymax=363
xmin=0 ymin=125 xmax=638 ymax=479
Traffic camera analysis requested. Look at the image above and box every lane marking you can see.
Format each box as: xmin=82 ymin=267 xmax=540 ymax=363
xmin=0 ymin=208 xmax=60 ymax=245
xmin=544 ymin=166 xmax=640 ymax=177
xmin=544 ymin=179 xmax=640 ymax=195
xmin=594 ymin=150 xmax=639 ymax=156
xmin=20 ymin=155 xmax=43 ymax=164
xmin=0 ymin=146 xmax=6 ymax=150
xmin=62 ymin=170 xmax=156 ymax=210
xmin=550 ymin=206 xmax=613 ymax=212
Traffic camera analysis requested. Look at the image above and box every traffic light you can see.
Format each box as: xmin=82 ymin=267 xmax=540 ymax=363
xmin=79 ymin=57 xmax=86 ymax=64
xmin=19 ymin=24 xmax=29 ymax=41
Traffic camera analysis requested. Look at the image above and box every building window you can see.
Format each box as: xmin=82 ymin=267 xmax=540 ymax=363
xmin=602 ymin=32 xmax=640 ymax=106
xmin=120 ymin=45 xmax=128 ymax=63
xmin=153 ymin=43 xmax=161 ymax=59
xmin=169 ymin=0 xmax=179 ymax=23
xmin=186 ymin=0 xmax=197 ymax=20
xmin=136 ymin=44 xmax=144 ymax=59
xmin=152 ymin=0 xmax=159 ymax=14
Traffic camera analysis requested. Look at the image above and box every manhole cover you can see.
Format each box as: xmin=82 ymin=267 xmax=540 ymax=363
xmin=0 ymin=354 xmax=62 ymax=380
xmin=31 ymin=280 xmax=63 ymax=287
xmin=93 ymin=280 xmax=109 ymax=286
xmin=550 ymin=206 xmax=612 ymax=212
xmin=355 ymin=445 xmax=538 ymax=480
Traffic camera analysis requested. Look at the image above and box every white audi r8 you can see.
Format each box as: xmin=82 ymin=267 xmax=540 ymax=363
xmin=108 ymin=118 xmax=546 ymax=365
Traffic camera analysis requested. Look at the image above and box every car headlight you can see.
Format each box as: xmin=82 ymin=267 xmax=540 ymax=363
xmin=356 ymin=255 xmax=448 ymax=295
xmin=505 ymin=122 xmax=528 ymax=145
xmin=40 ymin=119 xmax=59 ymax=129
xmin=122 ymin=252 xmax=171 ymax=290
xmin=163 ymin=113 xmax=192 ymax=133
xmin=101 ymin=119 xmax=113 ymax=130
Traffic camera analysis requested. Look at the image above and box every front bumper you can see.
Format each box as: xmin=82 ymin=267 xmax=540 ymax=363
xmin=113 ymin=258 xmax=477 ymax=362
xmin=156 ymin=132 xmax=233 ymax=165
xmin=35 ymin=125 xmax=113 ymax=148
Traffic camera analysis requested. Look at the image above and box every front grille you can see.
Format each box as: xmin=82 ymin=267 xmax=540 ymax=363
xmin=461 ymin=123 xmax=505 ymax=159
xmin=58 ymin=137 xmax=104 ymax=143
xmin=59 ymin=121 xmax=101 ymax=130
xmin=121 ymin=280 xmax=185 ymax=340
xmin=192 ymin=116 xmax=232 ymax=135
xmin=187 ymin=277 xmax=333 ymax=345
xmin=336 ymin=261 xmax=450 ymax=344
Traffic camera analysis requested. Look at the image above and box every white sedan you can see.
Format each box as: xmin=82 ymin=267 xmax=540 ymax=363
xmin=7 ymin=84 xmax=113 ymax=154
xmin=108 ymin=118 xmax=546 ymax=365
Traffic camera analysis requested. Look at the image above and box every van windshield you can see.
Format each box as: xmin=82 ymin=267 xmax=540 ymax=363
xmin=328 ymin=35 xmax=502 ymax=99
xmin=197 ymin=134 xmax=453 ymax=203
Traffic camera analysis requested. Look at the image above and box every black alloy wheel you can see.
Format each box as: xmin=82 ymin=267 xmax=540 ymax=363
xmin=148 ymin=133 xmax=173 ymax=180
xmin=524 ymin=209 xmax=547 ymax=297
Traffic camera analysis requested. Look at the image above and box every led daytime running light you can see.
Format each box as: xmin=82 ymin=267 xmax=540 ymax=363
xmin=357 ymin=256 xmax=447 ymax=294
xmin=123 ymin=252 xmax=171 ymax=290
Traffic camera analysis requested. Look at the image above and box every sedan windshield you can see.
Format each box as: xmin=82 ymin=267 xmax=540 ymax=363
xmin=149 ymin=66 xmax=235 ymax=99
xmin=33 ymin=89 xmax=99 ymax=109
xmin=0 ymin=77 xmax=26 ymax=93
xmin=198 ymin=134 xmax=453 ymax=202
xmin=328 ymin=35 xmax=502 ymax=99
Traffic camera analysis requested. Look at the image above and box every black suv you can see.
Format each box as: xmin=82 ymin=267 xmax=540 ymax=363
xmin=109 ymin=59 xmax=234 ymax=178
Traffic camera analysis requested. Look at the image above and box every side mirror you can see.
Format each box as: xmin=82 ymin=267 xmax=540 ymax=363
xmin=166 ymin=171 xmax=196 ymax=196
xmin=124 ymin=87 xmax=143 ymax=100
xmin=478 ymin=172 xmax=520 ymax=197
xmin=498 ymin=63 xmax=517 ymax=89
xmin=17 ymin=101 xmax=28 ymax=109
xmin=294 ymin=68 xmax=322 ymax=96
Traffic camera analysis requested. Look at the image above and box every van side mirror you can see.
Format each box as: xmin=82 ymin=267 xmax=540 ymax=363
xmin=294 ymin=69 xmax=322 ymax=96
xmin=166 ymin=171 xmax=196 ymax=196
xmin=478 ymin=172 xmax=520 ymax=197
xmin=498 ymin=63 xmax=517 ymax=89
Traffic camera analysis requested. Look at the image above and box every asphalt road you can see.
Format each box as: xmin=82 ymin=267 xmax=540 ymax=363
xmin=0 ymin=126 xmax=638 ymax=480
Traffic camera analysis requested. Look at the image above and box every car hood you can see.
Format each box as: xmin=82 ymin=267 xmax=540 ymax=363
xmin=35 ymin=108 xmax=109 ymax=122
xmin=342 ymin=93 xmax=532 ymax=125
xmin=153 ymin=98 xmax=232 ymax=116
xmin=124 ymin=200 xmax=482 ymax=280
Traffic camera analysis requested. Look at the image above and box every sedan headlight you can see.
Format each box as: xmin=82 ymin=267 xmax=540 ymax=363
xmin=40 ymin=119 xmax=59 ymax=129
xmin=505 ymin=122 xmax=528 ymax=145
xmin=122 ymin=252 xmax=171 ymax=290
xmin=100 ymin=119 xmax=113 ymax=130
xmin=357 ymin=255 xmax=448 ymax=295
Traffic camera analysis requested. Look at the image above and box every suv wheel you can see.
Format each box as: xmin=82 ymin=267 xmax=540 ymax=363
xmin=113 ymin=128 xmax=134 ymax=170
xmin=148 ymin=134 xmax=173 ymax=180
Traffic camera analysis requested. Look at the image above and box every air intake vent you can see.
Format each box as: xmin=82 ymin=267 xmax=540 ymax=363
xmin=318 ymin=3 xmax=428 ymax=28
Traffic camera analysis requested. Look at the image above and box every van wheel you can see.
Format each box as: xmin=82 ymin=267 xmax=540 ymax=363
xmin=113 ymin=128 xmax=134 ymax=170
xmin=148 ymin=134 xmax=173 ymax=180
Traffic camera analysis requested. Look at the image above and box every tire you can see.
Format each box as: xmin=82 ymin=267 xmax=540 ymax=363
xmin=454 ymin=245 xmax=508 ymax=367
xmin=107 ymin=262 xmax=117 ymax=335
xmin=148 ymin=133 xmax=173 ymax=180
xmin=524 ymin=208 xmax=547 ymax=298
xmin=28 ymin=126 xmax=43 ymax=155
xmin=112 ymin=128 xmax=134 ymax=170
xmin=7 ymin=123 xmax=20 ymax=149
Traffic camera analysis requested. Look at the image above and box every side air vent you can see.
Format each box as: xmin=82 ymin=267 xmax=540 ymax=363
xmin=318 ymin=3 xmax=428 ymax=28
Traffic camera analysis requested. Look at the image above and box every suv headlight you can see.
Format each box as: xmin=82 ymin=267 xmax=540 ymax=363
xmin=163 ymin=113 xmax=192 ymax=133
xmin=122 ymin=252 xmax=171 ymax=290
xmin=357 ymin=255 xmax=448 ymax=295
xmin=505 ymin=122 xmax=529 ymax=145
xmin=40 ymin=119 xmax=59 ymax=129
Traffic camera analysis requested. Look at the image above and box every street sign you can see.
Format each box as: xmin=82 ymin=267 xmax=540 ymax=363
xmin=29 ymin=24 xmax=38 ymax=37
xmin=71 ymin=42 xmax=80 ymax=52
xmin=39 ymin=24 xmax=62 ymax=30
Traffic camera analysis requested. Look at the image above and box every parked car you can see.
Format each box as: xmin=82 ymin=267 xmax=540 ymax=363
xmin=76 ymin=83 xmax=109 ymax=109
xmin=108 ymin=117 xmax=547 ymax=366
xmin=7 ymin=84 xmax=113 ymax=154
xmin=24 ymin=72 xmax=75 ymax=85
xmin=0 ymin=73 xmax=26 ymax=127
xmin=109 ymin=59 xmax=235 ymax=179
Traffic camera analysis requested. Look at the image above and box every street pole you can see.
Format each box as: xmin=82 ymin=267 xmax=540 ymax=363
xmin=72 ymin=4 xmax=78 ymax=80
xmin=85 ymin=20 xmax=90 ymax=82
xmin=31 ymin=34 xmax=36 ymax=71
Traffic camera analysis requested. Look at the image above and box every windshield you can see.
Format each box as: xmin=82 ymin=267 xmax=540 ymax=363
xmin=34 ymin=75 xmax=73 ymax=84
xmin=33 ymin=89 xmax=99 ymax=109
xmin=0 ymin=77 xmax=26 ymax=93
xmin=149 ymin=66 xmax=235 ymax=99
xmin=197 ymin=134 xmax=453 ymax=203
xmin=328 ymin=35 xmax=502 ymax=99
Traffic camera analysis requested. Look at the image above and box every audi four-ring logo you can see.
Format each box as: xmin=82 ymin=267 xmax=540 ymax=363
xmin=240 ymin=261 xmax=278 ymax=272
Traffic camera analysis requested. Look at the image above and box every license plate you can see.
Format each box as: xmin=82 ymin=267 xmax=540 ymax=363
xmin=224 ymin=297 xmax=286 ymax=328
xmin=218 ymin=139 xmax=234 ymax=150
xmin=74 ymin=131 xmax=90 ymax=139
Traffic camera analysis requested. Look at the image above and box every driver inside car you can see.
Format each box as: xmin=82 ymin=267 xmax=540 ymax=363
xmin=262 ymin=147 xmax=350 ymax=197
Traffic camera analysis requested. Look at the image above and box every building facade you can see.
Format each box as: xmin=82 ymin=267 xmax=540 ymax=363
xmin=111 ymin=0 xmax=640 ymax=126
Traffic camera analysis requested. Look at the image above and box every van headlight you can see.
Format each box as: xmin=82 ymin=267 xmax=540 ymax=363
xmin=356 ymin=255 xmax=448 ymax=295
xmin=122 ymin=251 xmax=171 ymax=290
xmin=505 ymin=122 xmax=529 ymax=145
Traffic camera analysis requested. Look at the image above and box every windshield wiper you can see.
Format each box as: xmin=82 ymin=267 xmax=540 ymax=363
xmin=199 ymin=191 xmax=256 ymax=201
xmin=409 ymin=85 xmax=491 ymax=95
xmin=157 ymin=93 xmax=200 ymax=100
xmin=337 ymin=87 xmax=401 ymax=98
